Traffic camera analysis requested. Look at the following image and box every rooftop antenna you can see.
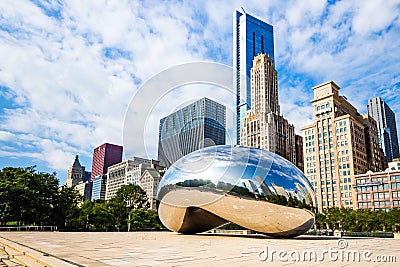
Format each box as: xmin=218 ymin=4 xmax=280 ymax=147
xmin=241 ymin=7 xmax=246 ymax=14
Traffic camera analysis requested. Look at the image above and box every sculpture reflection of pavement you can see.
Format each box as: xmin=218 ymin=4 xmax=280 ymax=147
xmin=157 ymin=145 xmax=316 ymax=238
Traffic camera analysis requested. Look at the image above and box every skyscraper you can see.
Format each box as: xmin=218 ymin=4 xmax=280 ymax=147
xmin=66 ymin=155 xmax=86 ymax=187
xmin=233 ymin=10 xmax=274 ymax=143
xmin=367 ymin=97 xmax=400 ymax=162
xmin=302 ymin=81 xmax=386 ymax=212
xmin=158 ymin=97 xmax=226 ymax=168
xmin=90 ymin=143 xmax=123 ymax=180
xmin=249 ymin=54 xmax=278 ymax=115
xmin=240 ymin=54 xmax=295 ymax=164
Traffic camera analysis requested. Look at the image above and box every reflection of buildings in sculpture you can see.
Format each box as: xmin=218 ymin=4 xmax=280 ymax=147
xmin=254 ymin=175 xmax=273 ymax=196
xmin=158 ymin=97 xmax=226 ymax=168
xmin=295 ymin=182 xmax=314 ymax=206
xmin=233 ymin=10 xmax=274 ymax=144
xmin=367 ymin=97 xmax=400 ymax=163
xmin=157 ymin=145 xmax=315 ymax=237
xmin=242 ymin=179 xmax=258 ymax=194
xmin=270 ymin=181 xmax=288 ymax=198
xmin=105 ymin=157 xmax=162 ymax=200
xmin=240 ymin=54 xmax=296 ymax=165
xmin=241 ymin=178 xmax=271 ymax=197
xmin=139 ymin=169 xmax=161 ymax=210
xmin=287 ymin=191 xmax=299 ymax=201
xmin=302 ymin=81 xmax=387 ymax=212
xmin=354 ymin=159 xmax=400 ymax=210
xmin=66 ymin=155 xmax=86 ymax=187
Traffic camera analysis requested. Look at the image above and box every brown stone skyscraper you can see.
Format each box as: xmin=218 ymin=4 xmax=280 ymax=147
xmin=250 ymin=54 xmax=278 ymax=114
xmin=302 ymin=81 xmax=386 ymax=212
xmin=66 ymin=155 xmax=86 ymax=187
xmin=240 ymin=54 xmax=296 ymax=164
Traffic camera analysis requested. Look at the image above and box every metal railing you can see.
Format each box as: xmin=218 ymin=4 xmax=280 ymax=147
xmin=0 ymin=226 xmax=57 ymax=231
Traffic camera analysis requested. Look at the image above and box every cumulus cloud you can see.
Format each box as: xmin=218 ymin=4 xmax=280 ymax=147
xmin=0 ymin=0 xmax=399 ymax=184
xmin=0 ymin=130 xmax=15 ymax=141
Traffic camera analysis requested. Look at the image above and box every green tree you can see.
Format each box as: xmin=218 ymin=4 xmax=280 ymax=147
xmin=129 ymin=208 xmax=162 ymax=231
xmin=89 ymin=202 xmax=116 ymax=230
xmin=78 ymin=201 xmax=95 ymax=229
xmin=359 ymin=209 xmax=375 ymax=232
xmin=113 ymin=184 xmax=149 ymax=210
xmin=0 ymin=166 xmax=59 ymax=226
xmin=108 ymin=184 xmax=150 ymax=230
xmin=342 ymin=208 xmax=357 ymax=232
xmin=315 ymin=212 xmax=326 ymax=230
xmin=388 ymin=208 xmax=400 ymax=232
xmin=314 ymin=207 xmax=400 ymax=233
xmin=52 ymin=186 xmax=82 ymax=229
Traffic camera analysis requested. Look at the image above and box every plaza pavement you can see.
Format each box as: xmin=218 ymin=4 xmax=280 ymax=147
xmin=0 ymin=231 xmax=399 ymax=266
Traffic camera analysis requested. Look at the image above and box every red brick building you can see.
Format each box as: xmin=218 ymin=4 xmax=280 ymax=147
xmin=90 ymin=143 xmax=123 ymax=180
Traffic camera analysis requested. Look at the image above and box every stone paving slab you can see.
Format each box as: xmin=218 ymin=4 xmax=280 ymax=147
xmin=0 ymin=232 xmax=399 ymax=266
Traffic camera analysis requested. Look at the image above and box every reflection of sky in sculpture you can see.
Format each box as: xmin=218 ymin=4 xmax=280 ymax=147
xmin=157 ymin=145 xmax=315 ymax=207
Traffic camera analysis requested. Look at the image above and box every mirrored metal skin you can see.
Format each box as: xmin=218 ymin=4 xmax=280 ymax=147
xmin=157 ymin=145 xmax=316 ymax=238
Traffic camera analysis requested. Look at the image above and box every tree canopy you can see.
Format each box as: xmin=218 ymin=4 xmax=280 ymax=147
xmin=0 ymin=166 xmax=60 ymax=226
xmin=0 ymin=167 xmax=162 ymax=231
xmin=315 ymin=207 xmax=400 ymax=232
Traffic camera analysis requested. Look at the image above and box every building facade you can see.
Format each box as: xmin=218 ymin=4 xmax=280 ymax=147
xmin=158 ymin=97 xmax=226 ymax=168
xmin=139 ymin=169 xmax=161 ymax=210
xmin=75 ymin=181 xmax=92 ymax=202
xmin=233 ymin=10 xmax=274 ymax=144
xmin=66 ymin=155 xmax=86 ymax=187
xmin=354 ymin=159 xmax=400 ymax=211
xmin=240 ymin=54 xmax=296 ymax=164
xmin=295 ymin=134 xmax=304 ymax=172
xmin=367 ymin=97 xmax=400 ymax=162
xmin=105 ymin=157 xmax=161 ymax=200
xmin=91 ymin=143 xmax=123 ymax=180
xmin=302 ymin=81 xmax=387 ymax=212
xmin=91 ymin=174 xmax=107 ymax=201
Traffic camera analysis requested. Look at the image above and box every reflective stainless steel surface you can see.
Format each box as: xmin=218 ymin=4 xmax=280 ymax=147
xmin=157 ymin=145 xmax=315 ymax=237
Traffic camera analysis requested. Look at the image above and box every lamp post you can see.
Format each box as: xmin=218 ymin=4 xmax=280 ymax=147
xmin=128 ymin=213 xmax=131 ymax=232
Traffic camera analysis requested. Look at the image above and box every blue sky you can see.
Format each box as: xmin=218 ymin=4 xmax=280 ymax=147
xmin=1 ymin=0 xmax=400 ymax=185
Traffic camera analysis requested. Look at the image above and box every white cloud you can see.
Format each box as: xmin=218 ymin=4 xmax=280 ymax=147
xmin=285 ymin=0 xmax=327 ymax=26
xmin=0 ymin=0 xmax=399 ymax=184
xmin=0 ymin=130 xmax=15 ymax=141
xmin=352 ymin=0 xmax=399 ymax=35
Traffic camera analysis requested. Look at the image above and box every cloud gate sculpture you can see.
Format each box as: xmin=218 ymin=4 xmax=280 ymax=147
xmin=157 ymin=145 xmax=315 ymax=238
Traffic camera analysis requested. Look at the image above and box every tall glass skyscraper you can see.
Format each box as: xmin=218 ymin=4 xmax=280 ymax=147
xmin=233 ymin=10 xmax=274 ymax=144
xmin=91 ymin=174 xmax=107 ymax=201
xmin=368 ymin=97 xmax=400 ymax=162
xmin=158 ymin=97 xmax=226 ymax=168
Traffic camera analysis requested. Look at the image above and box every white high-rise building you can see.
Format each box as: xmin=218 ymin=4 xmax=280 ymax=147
xmin=105 ymin=157 xmax=161 ymax=200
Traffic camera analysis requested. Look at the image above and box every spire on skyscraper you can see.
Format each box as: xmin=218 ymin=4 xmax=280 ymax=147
xmin=72 ymin=155 xmax=81 ymax=167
